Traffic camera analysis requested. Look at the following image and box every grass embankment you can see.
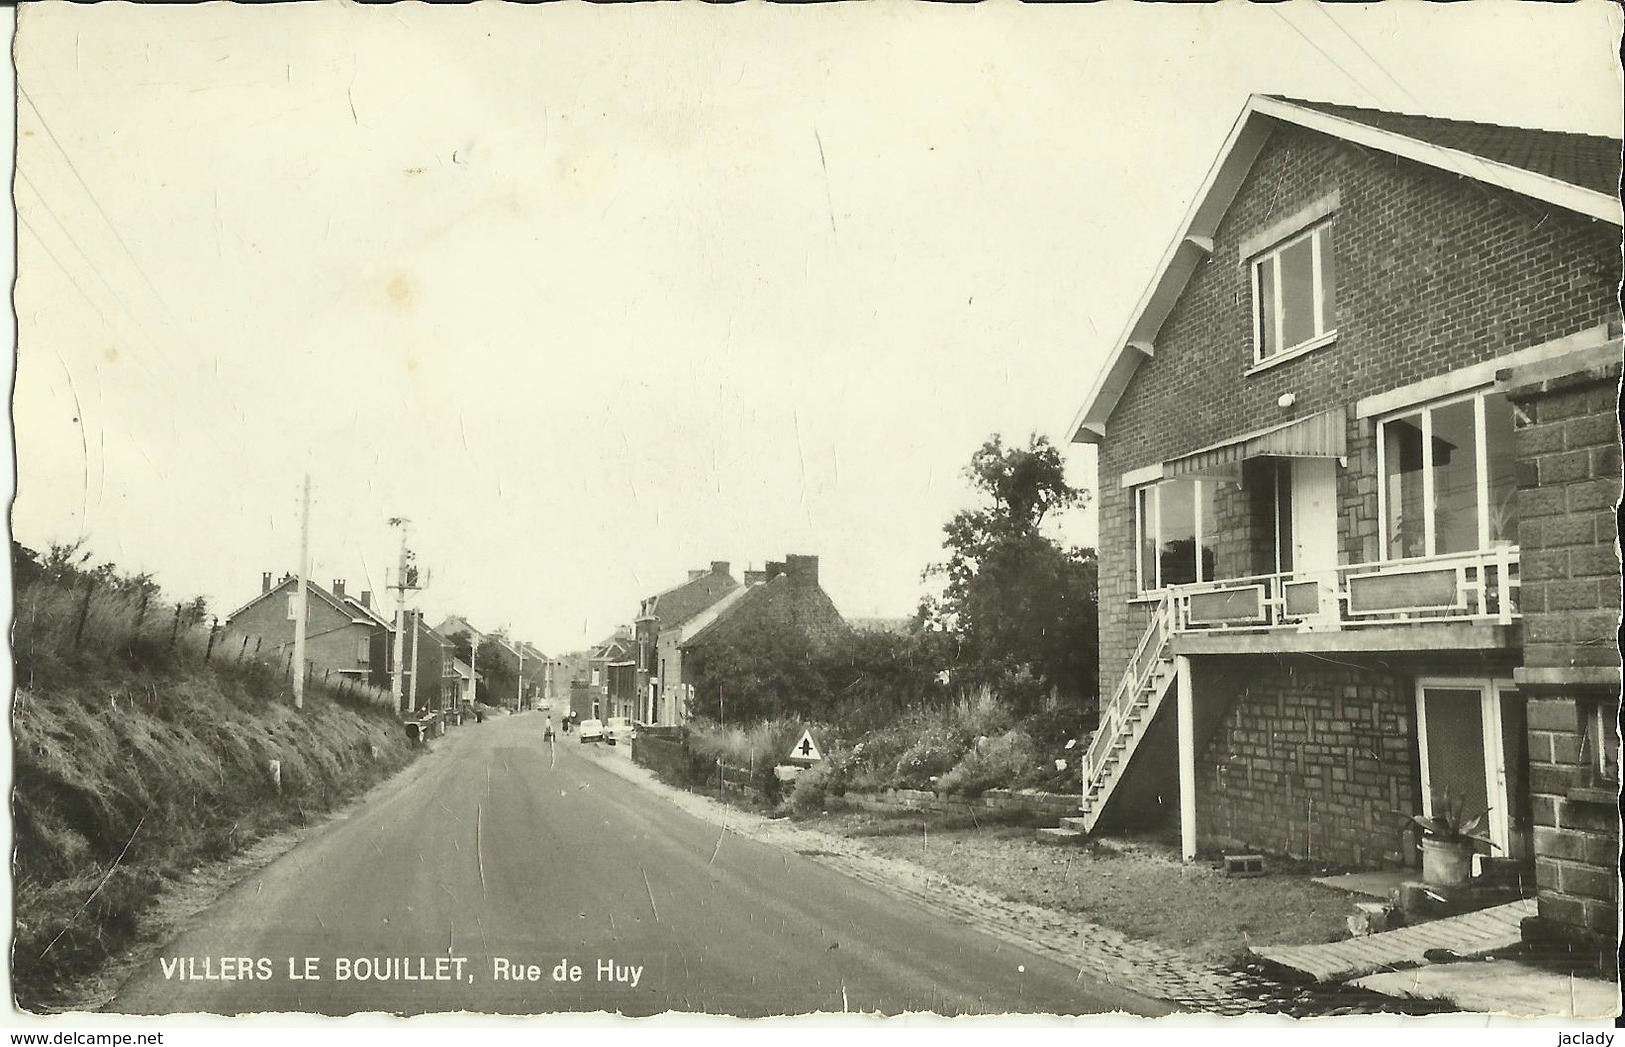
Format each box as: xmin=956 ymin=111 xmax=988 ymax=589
xmin=9 ymin=547 xmax=417 ymax=1011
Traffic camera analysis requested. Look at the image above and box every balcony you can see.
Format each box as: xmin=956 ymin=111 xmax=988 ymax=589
xmin=1161 ymin=545 xmax=1520 ymax=654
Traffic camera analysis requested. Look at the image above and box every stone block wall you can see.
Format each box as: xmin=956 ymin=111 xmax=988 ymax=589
xmin=1192 ymin=656 xmax=1420 ymax=867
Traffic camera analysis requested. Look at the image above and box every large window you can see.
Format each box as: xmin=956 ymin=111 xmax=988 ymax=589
xmin=1252 ymin=222 xmax=1337 ymax=364
xmin=1379 ymin=389 xmax=1518 ymax=560
xmin=1135 ymin=479 xmax=1220 ymax=591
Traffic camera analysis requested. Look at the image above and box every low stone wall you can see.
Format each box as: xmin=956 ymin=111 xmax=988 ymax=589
xmin=846 ymin=787 xmax=1078 ymax=820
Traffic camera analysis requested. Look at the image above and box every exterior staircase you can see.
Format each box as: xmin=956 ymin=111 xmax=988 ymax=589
xmin=1075 ymin=593 xmax=1179 ymax=835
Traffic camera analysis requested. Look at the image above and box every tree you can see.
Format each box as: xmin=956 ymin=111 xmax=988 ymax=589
xmin=685 ymin=616 xmax=832 ymax=723
xmin=919 ymin=434 xmax=1099 ymax=713
xmin=446 ymin=629 xmax=516 ymax=707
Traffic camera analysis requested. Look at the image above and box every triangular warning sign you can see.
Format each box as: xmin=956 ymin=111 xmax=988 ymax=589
xmin=787 ymin=729 xmax=823 ymax=763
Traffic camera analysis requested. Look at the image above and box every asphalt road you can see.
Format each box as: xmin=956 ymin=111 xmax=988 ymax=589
xmin=110 ymin=714 xmax=1169 ymax=1017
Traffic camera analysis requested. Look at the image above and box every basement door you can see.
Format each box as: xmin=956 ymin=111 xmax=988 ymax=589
xmin=1415 ymin=678 xmax=1516 ymax=855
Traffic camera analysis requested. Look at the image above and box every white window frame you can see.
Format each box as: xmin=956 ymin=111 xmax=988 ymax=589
xmin=286 ymin=594 xmax=299 ymax=621
xmin=1134 ymin=479 xmax=1218 ymax=593
xmin=1249 ymin=220 xmax=1337 ymax=370
xmin=357 ymin=638 xmax=370 ymax=665
xmin=1415 ymin=677 xmax=1516 ymax=854
xmin=1376 ymin=387 xmax=1509 ymax=560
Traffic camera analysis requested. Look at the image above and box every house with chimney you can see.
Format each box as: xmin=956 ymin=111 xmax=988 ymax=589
xmin=673 ymin=555 xmax=850 ymax=721
xmin=1067 ymin=94 xmax=1619 ymax=961
xmin=588 ymin=627 xmax=637 ymax=721
xmin=221 ymin=573 xmax=389 ymax=688
xmin=632 ymin=561 xmax=739 ymax=725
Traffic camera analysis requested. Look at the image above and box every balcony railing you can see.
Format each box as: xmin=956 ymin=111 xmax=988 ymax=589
xmin=1163 ymin=544 xmax=1520 ymax=634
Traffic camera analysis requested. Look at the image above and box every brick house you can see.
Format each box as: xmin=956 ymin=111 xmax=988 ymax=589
xmin=632 ymin=561 xmax=739 ymax=725
xmin=1067 ymin=96 xmax=1619 ymax=957
xmin=588 ymin=628 xmax=637 ymax=721
xmin=369 ymin=609 xmax=454 ymax=715
xmin=222 ymin=573 xmax=387 ymax=688
xmin=676 ymin=555 xmax=850 ymax=715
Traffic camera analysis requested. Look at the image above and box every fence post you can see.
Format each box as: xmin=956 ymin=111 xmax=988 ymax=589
xmin=72 ymin=574 xmax=95 ymax=647
xmin=285 ymin=650 xmax=294 ymax=678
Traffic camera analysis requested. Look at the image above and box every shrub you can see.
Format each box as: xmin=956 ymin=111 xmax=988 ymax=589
xmin=783 ymin=761 xmax=847 ymax=818
xmin=937 ymin=727 xmax=1041 ymax=796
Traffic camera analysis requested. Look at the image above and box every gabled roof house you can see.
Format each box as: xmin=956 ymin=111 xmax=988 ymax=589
xmin=1069 ymin=95 xmax=1619 ymax=961
xmin=222 ymin=573 xmax=386 ymax=688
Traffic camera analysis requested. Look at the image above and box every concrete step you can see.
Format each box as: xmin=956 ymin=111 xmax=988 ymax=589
xmin=1035 ymin=826 xmax=1086 ymax=845
xmin=1058 ymin=816 xmax=1089 ymax=832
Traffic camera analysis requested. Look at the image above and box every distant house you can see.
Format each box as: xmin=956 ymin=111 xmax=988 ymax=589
xmin=632 ymin=561 xmax=739 ymax=725
xmin=434 ymin=616 xmax=550 ymax=710
xmin=1068 ymin=95 xmax=1619 ymax=958
xmin=588 ymin=628 xmax=636 ymax=721
xmin=221 ymin=573 xmax=386 ymax=689
xmin=675 ymin=555 xmax=850 ymax=719
xmin=449 ymin=658 xmax=481 ymax=705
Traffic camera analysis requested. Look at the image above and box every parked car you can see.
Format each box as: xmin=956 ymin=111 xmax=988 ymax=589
xmin=605 ymin=717 xmax=636 ymax=745
xmin=577 ymin=718 xmax=605 ymax=743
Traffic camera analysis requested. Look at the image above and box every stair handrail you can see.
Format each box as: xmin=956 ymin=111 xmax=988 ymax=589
xmin=1083 ymin=592 xmax=1175 ymax=784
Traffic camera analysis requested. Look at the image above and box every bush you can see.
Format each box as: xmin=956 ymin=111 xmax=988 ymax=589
xmin=783 ymin=761 xmax=848 ymax=818
xmin=937 ymin=728 xmax=1041 ymax=797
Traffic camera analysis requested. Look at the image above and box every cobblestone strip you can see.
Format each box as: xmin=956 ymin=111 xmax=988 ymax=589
xmin=580 ymin=748 xmax=1266 ymax=1014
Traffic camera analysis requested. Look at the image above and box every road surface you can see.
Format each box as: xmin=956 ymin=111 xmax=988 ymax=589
xmin=110 ymin=714 xmax=1169 ymax=1016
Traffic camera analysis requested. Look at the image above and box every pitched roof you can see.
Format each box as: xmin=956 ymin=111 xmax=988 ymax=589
xmin=674 ymin=583 xmax=763 ymax=647
xmin=342 ymin=594 xmax=393 ymax=629
xmin=641 ymin=569 xmax=740 ymax=630
xmin=224 ymin=575 xmax=378 ymax=626
xmin=679 ymin=572 xmax=849 ymax=650
xmin=1270 ymin=96 xmax=1621 ymax=197
xmin=1069 ymin=94 xmax=1623 ymax=445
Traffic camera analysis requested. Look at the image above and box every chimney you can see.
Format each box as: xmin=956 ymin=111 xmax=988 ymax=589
xmin=766 ymin=561 xmax=787 ymax=581
xmin=332 ymin=579 xmax=346 ymax=598
xmin=360 ymin=591 xmax=372 ymax=608
xmin=262 ymin=571 xmax=273 ymax=593
xmin=688 ymin=569 xmax=706 ymax=581
xmin=786 ymin=554 xmax=819 ymax=586
xmin=710 ymin=560 xmax=730 ymax=577
xmin=744 ymin=570 xmax=766 ymax=586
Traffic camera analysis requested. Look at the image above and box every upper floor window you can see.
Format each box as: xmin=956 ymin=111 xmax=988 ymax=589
xmin=356 ymin=638 xmax=370 ymax=665
xmin=286 ymin=594 xmax=299 ymax=621
xmin=1252 ymin=221 xmax=1337 ymax=364
xmin=1379 ymin=388 xmax=1518 ymax=560
xmin=1134 ymin=479 xmax=1220 ymax=592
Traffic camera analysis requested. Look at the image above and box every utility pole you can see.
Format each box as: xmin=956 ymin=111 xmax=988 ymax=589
xmin=516 ymin=642 xmax=524 ymax=713
xmin=292 ymin=474 xmax=311 ymax=710
xmin=470 ymin=634 xmax=480 ymax=707
xmin=386 ymin=517 xmax=416 ymax=717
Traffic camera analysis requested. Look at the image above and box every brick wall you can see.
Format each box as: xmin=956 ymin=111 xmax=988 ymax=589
xmin=223 ymin=583 xmax=376 ymax=684
xmin=1193 ymin=656 xmax=1422 ymax=867
xmin=1507 ymin=362 xmax=1622 ymax=672
xmin=1506 ymin=357 xmax=1621 ymax=944
xmin=1095 ymin=124 xmax=1619 ymax=701
xmin=1525 ymin=695 xmax=1618 ymax=938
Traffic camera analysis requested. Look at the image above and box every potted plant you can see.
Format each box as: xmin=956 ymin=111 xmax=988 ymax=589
xmin=1398 ymin=792 xmax=1493 ymax=887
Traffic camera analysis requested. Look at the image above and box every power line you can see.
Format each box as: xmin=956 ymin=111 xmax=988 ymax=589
xmin=19 ymin=81 xmax=189 ymax=336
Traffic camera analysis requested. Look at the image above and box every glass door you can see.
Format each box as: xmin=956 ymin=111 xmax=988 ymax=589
xmin=1416 ymin=679 xmax=1514 ymax=853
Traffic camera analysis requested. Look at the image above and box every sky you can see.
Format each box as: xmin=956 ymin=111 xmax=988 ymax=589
xmin=7 ymin=1 xmax=1622 ymax=656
